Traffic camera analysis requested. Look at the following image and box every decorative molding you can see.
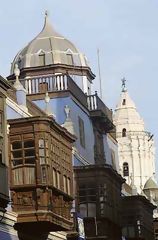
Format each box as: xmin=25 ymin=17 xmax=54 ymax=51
xmin=6 ymin=97 xmax=32 ymax=117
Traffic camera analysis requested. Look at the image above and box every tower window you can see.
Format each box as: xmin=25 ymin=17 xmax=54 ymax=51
xmin=39 ymin=53 xmax=46 ymax=66
xmin=122 ymin=99 xmax=126 ymax=105
xmin=122 ymin=128 xmax=126 ymax=137
xmin=123 ymin=162 xmax=129 ymax=177
xmin=67 ymin=54 xmax=74 ymax=65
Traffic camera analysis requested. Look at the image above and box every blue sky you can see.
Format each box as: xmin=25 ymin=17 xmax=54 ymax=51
xmin=1 ymin=0 xmax=158 ymax=171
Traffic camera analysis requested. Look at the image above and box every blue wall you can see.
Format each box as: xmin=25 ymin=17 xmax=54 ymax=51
xmin=6 ymin=106 xmax=22 ymax=119
xmin=33 ymin=96 xmax=95 ymax=165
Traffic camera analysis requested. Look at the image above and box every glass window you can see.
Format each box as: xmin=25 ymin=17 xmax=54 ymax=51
xmin=11 ymin=139 xmax=35 ymax=167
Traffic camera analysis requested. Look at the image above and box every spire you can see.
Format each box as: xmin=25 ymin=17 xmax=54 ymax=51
xmin=38 ymin=11 xmax=63 ymax=39
xmin=121 ymin=77 xmax=127 ymax=92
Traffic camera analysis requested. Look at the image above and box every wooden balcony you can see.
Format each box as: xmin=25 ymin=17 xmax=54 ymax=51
xmin=9 ymin=116 xmax=75 ymax=232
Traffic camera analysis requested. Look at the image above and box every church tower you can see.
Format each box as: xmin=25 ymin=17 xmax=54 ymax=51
xmin=113 ymin=79 xmax=155 ymax=194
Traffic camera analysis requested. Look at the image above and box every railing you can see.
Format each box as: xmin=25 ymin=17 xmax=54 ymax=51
xmin=21 ymin=74 xmax=68 ymax=94
xmin=87 ymin=92 xmax=113 ymax=121
xmin=10 ymin=74 xmax=112 ymax=121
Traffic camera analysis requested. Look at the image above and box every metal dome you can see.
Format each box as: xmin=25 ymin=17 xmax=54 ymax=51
xmin=144 ymin=177 xmax=158 ymax=190
xmin=10 ymin=12 xmax=88 ymax=74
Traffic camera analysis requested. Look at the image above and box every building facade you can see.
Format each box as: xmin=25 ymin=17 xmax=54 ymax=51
xmin=113 ymin=81 xmax=155 ymax=194
xmin=0 ymin=12 xmax=155 ymax=240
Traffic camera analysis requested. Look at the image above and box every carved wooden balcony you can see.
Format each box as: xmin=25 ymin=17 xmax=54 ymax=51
xmin=8 ymin=116 xmax=75 ymax=232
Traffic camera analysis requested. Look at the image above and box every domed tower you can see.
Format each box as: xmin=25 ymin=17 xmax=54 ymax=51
xmin=113 ymin=79 xmax=155 ymax=194
xmin=8 ymin=11 xmax=95 ymax=95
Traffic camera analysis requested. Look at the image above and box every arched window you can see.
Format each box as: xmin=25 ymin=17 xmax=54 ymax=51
xmin=123 ymin=162 xmax=129 ymax=176
xmin=39 ymin=52 xmax=46 ymax=66
xmin=122 ymin=99 xmax=126 ymax=105
xmin=122 ymin=128 xmax=126 ymax=137
xmin=67 ymin=54 xmax=74 ymax=65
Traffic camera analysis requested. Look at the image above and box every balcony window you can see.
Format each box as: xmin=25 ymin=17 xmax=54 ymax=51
xmin=39 ymin=139 xmax=49 ymax=165
xmin=11 ymin=139 xmax=35 ymax=167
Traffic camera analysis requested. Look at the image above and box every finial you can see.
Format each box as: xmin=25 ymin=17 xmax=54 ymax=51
xmin=64 ymin=105 xmax=70 ymax=119
xmin=121 ymin=77 xmax=127 ymax=92
xmin=45 ymin=92 xmax=50 ymax=103
xmin=62 ymin=105 xmax=76 ymax=135
xmin=13 ymin=64 xmax=25 ymax=91
xmin=14 ymin=64 xmax=20 ymax=80
xmin=44 ymin=92 xmax=55 ymax=118
xmin=45 ymin=10 xmax=49 ymax=17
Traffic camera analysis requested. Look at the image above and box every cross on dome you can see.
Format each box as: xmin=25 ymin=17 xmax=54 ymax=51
xmin=121 ymin=77 xmax=127 ymax=92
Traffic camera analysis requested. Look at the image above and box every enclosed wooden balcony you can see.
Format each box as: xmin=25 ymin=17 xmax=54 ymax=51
xmin=8 ymin=116 xmax=75 ymax=232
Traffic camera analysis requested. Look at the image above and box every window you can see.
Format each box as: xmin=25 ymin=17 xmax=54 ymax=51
xmin=39 ymin=53 xmax=45 ymax=66
xmin=53 ymin=168 xmax=57 ymax=187
xmin=11 ymin=139 xmax=35 ymax=166
xmin=57 ymin=171 xmax=61 ymax=189
xmin=41 ymin=166 xmax=46 ymax=183
xmin=122 ymin=128 xmax=126 ymax=137
xmin=123 ymin=162 xmax=129 ymax=177
xmin=78 ymin=117 xmax=85 ymax=148
xmin=39 ymin=139 xmax=49 ymax=165
xmin=67 ymin=178 xmax=70 ymax=195
xmin=67 ymin=54 xmax=74 ymax=65
xmin=122 ymin=99 xmax=126 ymax=105
xmin=63 ymin=175 xmax=67 ymax=192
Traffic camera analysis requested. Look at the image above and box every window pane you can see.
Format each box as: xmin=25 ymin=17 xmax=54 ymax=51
xmin=12 ymin=142 xmax=22 ymax=150
xmin=24 ymin=140 xmax=34 ymax=148
xmin=12 ymin=159 xmax=23 ymax=166
xmin=24 ymin=149 xmax=35 ymax=157
xmin=25 ymin=158 xmax=35 ymax=164
xmin=12 ymin=150 xmax=22 ymax=158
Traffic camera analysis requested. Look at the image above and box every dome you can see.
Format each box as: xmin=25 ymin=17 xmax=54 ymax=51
xmin=144 ymin=177 xmax=158 ymax=190
xmin=10 ymin=12 xmax=88 ymax=74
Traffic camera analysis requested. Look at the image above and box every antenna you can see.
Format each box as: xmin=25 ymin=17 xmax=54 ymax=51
xmin=97 ymin=48 xmax=102 ymax=99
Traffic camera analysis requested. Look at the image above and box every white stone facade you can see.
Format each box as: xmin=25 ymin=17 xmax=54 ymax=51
xmin=113 ymin=88 xmax=155 ymax=194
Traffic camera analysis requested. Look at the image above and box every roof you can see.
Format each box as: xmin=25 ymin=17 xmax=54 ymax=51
xmin=144 ymin=177 xmax=158 ymax=190
xmin=113 ymin=89 xmax=145 ymax=132
xmin=10 ymin=12 xmax=89 ymax=74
